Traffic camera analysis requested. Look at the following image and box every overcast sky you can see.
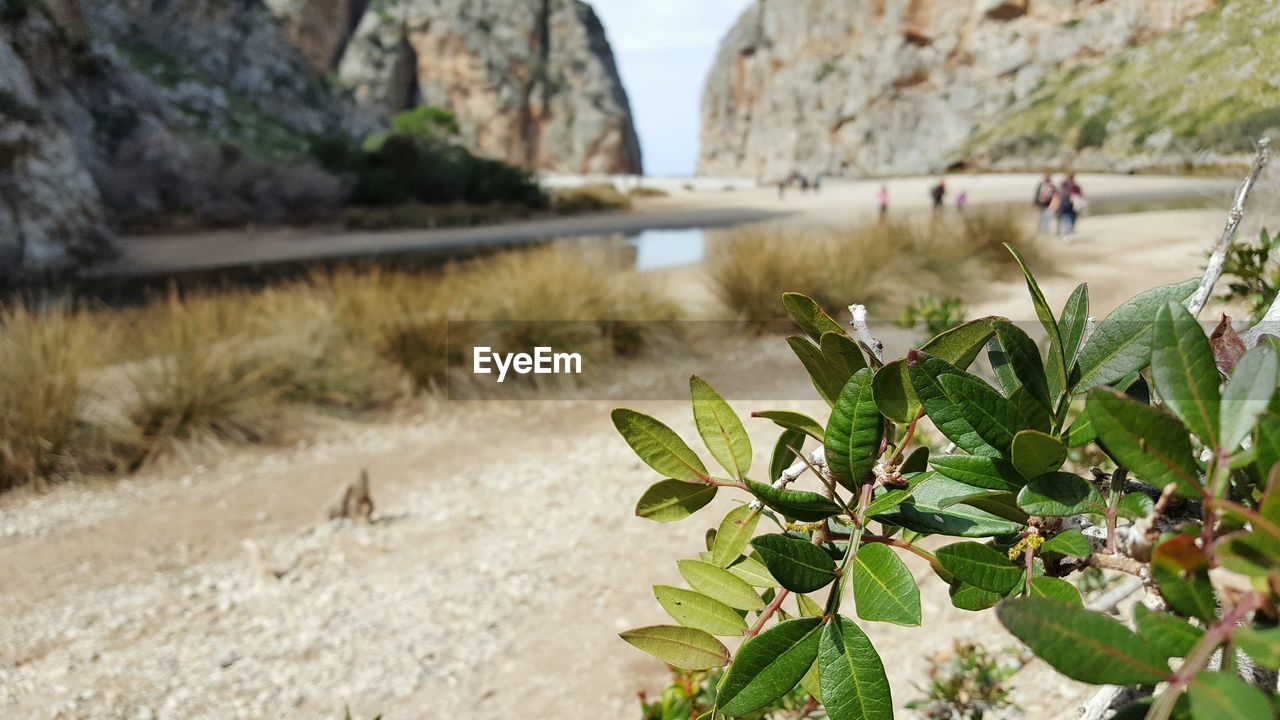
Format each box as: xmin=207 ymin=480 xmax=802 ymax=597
xmin=590 ymin=0 xmax=754 ymax=177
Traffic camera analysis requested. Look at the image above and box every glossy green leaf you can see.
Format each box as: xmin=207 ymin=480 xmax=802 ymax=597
xmin=990 ymin=319 xmax=1052 ymax=412
xmin=799 ymin=659 xmax=823 ymax=704
xmin=677 ymin=559 xmax=764 ymax=611
xmin=1234 ymin=626 xmax=1280 ymax=670
xmin=634 ymin=480 xmax=717 ymax=522
xmin=870 ymin=319 xmax=998 ymax=424
xmin=728 ymin=554 xmax=780 ymax=588
xmin=1152 ymin=301 xmax=1221 ymax=447
xmin=654 ymin=585 xmax=748 ymax=636
xmin=745 ymin=479 xmax=843 ymax=523
xmin=612 ymin=409 xmax=709 ymax=482
xmin=821 ymin=332 xmax=868 ymax=387
xmin=1188 ymin=671 xmax=1276 ymax=720
xmin=852 ymin=543 xmax=921 ymax=626
xmin=1008 ymin=245 xmax=1067 ymax=402
xmin=619 ymin=625 xmax=730 ymax=670
xmin=871 ymin=359 xmax=918 ymax=424
xmin=1017 ymin=472 xmax=1106 ymax=516
xmin=1028 ymin=576 xmax=1082 ymax=606
xmin=750 ymin=534 xmax=838 ymax=593
xmin=1214 ymin=531 xmax=1280 ymax=576
xmin=1255 ymin=414 xmax=1280 ymax=481
xmin=1133 ymin=604 xmax=1203 ymax=659
xmin=936 ymin=542 xmax=1023 ymax=594
xmin=718 ymin=617 xmax=824 ymax=715
xmin=783 ymin=292 xmax=845 ymax=343
xmin=1011 ymin=430 xmax=1068 ymax=479
xmin=909 ymin=352 xmax=1000 ymax=457
xmin=1065 ymin=409 xmax=1097 ymax=447
xmin=788 ymin=336 xmax=844 ymax=405
xmin=880 ymin=477 xmax=1025 ymax=538
xmin=769 ymin=430 xmax=807 ymax=485
xmin=924 ymin=317 xmax=1002 ymax=369
xmin=901 ymin=446 xmax=930 ymax=473
xmin=937 ymin=373 xmax=1024 ymax=455
xmin=1087 ymin=389 xmax=1201 ymax=497
xmin=950 ymin=582 xmax=1004 ymax=611
xmin=754 ymin=410 xmax=825 ymax=442
xmin=1059 ymin=283 xmax=1090 ymax=367
xmin=1074 ymin=278 xmax=1199 ymax=393
xmin=863 ymin=472 xmax=931 ymax=518
xmin=711 ymin=504 xmax=762 ymax=567
xmin=796 ymin=592 xmax=824 ymax=618
xmin=1151 ymin=534 xmax=1216 ymax=622
xmin=929 ymin=455 xmax=1024 ymax=491
xmin=996 ymin=598 xmax=1172 ymax=685
xmin=1012 ymin=385 xmax=1054 ymax=433
xmin=824 ymin=368 xmax=884 ymax=490
xmin=819 ymin=615 xmax=893 ymax=720
xmin=690 ymin=376 xmax=752 ymax=479
xmin=1221 ymin=344 xmax=1279 ymax=452
xmin=1041 ymin=528 xmax=1092 ymax=557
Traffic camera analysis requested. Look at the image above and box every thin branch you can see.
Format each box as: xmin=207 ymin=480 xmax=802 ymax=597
xmin=747 ymin=589 xmax=791 ymax=637
xmin=1085 ymin=576 xmax=1144 ymax=613
xmin=1242 ymin=293 xmax=1280 ymax=347
xmin=1187 ymin=137 xmax=1271 ymax=317
xmin=848 ymin=303 xmax=884 ymax=363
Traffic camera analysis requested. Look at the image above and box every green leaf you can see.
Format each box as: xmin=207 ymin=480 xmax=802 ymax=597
xmin=872 ymin=359 xmax=918 ymax=424
xmin=796 ymin=593 xmax=824 ymax=618
xmin=612 ymin=409 xmax=709 ymax=482
xmin=1133 ymin=604 xmax=1203 ymax=659
xmin=1188 ymin=671 xmax=1276 ymax=720
xmin=1151 ymin=534 xmax=1216 ymax=622
xmin=852 ymin=543 xmax=921 ymax=626
xmin=1255 ymin=414 xmax=1280 ymax=481
xmin=754 ymin=410 xmax=825 ymax=442
xmin=750 ymin=534 xmax=838 ymax=593
xmin=901 ymin=446 xmax=930 ymax=473
xmin=1152 ymin=301 xmax=1221 ymax=447
xmin=821 ymin=332 xmax=868 ymax=386
xmin=745 ymin=479 xmax=843 ymax=523
xmin=864 ymin=472 xmax=931 ymax=517
xmin=1074 ymin=278 xmax=1200 ymax=393
xmin=996 ymin=598 xmax=1172 ymax=685
xmin=1011 ymin=430 xmax=1068 ymax=479
xmin=783 ymin=293 xmax=845 ymax=343
xmin=1221 ymin=344 xmax=1279 ymax=452
xmin=769 ymin=429 xmax=807 ymax=485
xmin=870 ymin=319 xmax=998 ymax=423
xmin=929 ymin=455 xmax=1024 ymax=491
xmin=924 ymin=317 xmax=1002 ymax=368
xmin=677 ymin=559 xmax=764 ymax=611
xmin=788 ymin=336 xmax=845 ymax=405
xmin=936 ymin=542 xmax=1023 ymax=594
xmin=1011 ymin=386 xmax=1054 ymax=433
xmin=728 ymin=554 xmax=779 ymax=588
xmin=950 ymin=582 xmax=1003 ymax=611
xmin=909 ymin=352 xmax=1000 ymax=457
xmin=824 ymin=368 xmax=884 ymax=490
xmin=711 ymin=504 xmax=762 ymax=567
xmin=1117 ymin=492 xmax=1155 ymax=520
xmin=1007 ymin=245 xmax=1068 ymax=403
xmin=1214 ymin=531 xmax=1280 ymax=576
xmin=634 ymin=480 xmax=718 ymax=522
xmin=1041 ymin=528 xmax=1092 ymax=557
xmin=937 ymin=373 xmax=1024 ymax=455
xmin=1087 ymin=389 xmax=1201 ymax=497
xmin=1028 ymin=576 xmax=1082 ymax=606
xmin=654 ymin=585 xmax=749 ymax=636
xmin=1059 ymin=283 xmax=1090 ymax=367
xmin=690 ymin=376 xmax=752 ymax=479
xmin=799 ymin=659 xmax=823 ymax=704
xmin=717 ymin=617 xmax=824 ymax=716
xmin=1066 ymin=409 xmax=1097 ymax=447
xmin=1234 ymin=626 xmax=1280 ymax=670
xmin=880 ymin=476 xmax=1025 ymax=538
xmin=990 ymin=319 xmax=1052 ymax=412
xmin=819 ymin=615 xmax=893 ymax=720
xmin=619 ymin=625 xmax=730 ymax=670
xmin=1017 ymin=472 xmax=1106 ymax=516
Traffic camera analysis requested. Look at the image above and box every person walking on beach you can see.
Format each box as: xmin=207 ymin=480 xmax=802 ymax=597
xmin=876 ymin=185 xmax=889 ymax=221
xmin=1034 ymin=173 xmax=1056 ymax=235
xmin=1052 ymin=174 xmax=1085 ymax=240
xmin=930 ymin=179 xmax=946 ymax=210
xmin=956 ymin=190 xmax=968 ymax=213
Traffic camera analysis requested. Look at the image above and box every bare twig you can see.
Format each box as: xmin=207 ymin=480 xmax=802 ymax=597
xmin=1086 ymin=576 xmax=1145 ymax=613
xmin=848 ymin=304 xmax=884 ymax=363
xmin=750 ymin=447 xmax=826 ymax=510
xmin=1242 ymin=293 xmax=1280 ymax=346
xmin=1187 ymin=137 xmax=1271 ymax=317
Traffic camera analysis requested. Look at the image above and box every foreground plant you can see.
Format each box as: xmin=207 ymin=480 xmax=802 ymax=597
xmin=615 ymin=142 xmax=1279 ymax=719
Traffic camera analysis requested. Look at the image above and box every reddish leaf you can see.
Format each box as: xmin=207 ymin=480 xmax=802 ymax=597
xmin=1210 ymin=315 xmax=1247 ymax=374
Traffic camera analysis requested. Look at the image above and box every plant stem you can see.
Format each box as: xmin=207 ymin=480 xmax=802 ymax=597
xmin=1023 ymin=541 xmax=1036 ymax=598
xmin=747 ymin=589 xmax=790 ymax=638
xmin=887 ymin=407 xmax=925 ymax=466
xmin=824 ymin=483 xmax=874 ymax=617
xmin=1145 ymin=593 xmax=1261 ymax=720
xmin=860 ymin=533 xmax=942 ymax=570
xmin=710 ymin=479 xmax=749 ymax=490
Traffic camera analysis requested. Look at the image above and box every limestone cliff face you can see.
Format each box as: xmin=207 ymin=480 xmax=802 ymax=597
xmin=334 ymin=0 xmax=642 ymax=174
xmin=699 ymin=0 xmax=1216 ymax=178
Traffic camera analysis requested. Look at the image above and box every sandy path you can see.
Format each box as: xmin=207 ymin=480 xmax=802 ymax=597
xmin=0 ymin=182 xmax=1257 ymax=719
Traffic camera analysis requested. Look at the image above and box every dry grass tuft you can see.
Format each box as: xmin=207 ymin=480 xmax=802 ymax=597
xmin=707 ymin=208 xmax=1040 ymax=322
xmin=550 ymin=184 xmax=632 ymax=214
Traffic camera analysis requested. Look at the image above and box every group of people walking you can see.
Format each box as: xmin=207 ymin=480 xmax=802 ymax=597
xmin=873 ymin=180 xmax=967 ymax=220
xmin=777 ymin=172 xmax=822 ymax=198
xmin=1034 ymin=172 xmax=1087 ymax=240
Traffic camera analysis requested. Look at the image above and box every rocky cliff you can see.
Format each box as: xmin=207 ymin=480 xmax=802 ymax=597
xmin=699 ymin=0 xmax=1217 ymax=178
xmin=328 ymin=0 xmax=641 ymax=174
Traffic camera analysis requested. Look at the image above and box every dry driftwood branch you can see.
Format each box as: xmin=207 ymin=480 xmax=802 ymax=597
xmin=1187 ymin=137 xmax=1271 ymax=317
xmin=328 ymin=469 xmax=375 ymax=523
xmin=848 ymin=304 xmax=884 ymax=363
xmin=1243 ymin=294 xmax=1280 ymax=346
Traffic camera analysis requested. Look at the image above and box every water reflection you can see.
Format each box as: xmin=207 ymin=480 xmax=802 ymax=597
xmin=627 ymin=228 xmax=705 ymax=271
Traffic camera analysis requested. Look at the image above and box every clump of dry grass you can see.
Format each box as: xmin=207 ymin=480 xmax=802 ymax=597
xmin=707 ymin=208 xmax=1039 ymax=322
xmin=550 ymin=184 xmax=632 ymax=214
